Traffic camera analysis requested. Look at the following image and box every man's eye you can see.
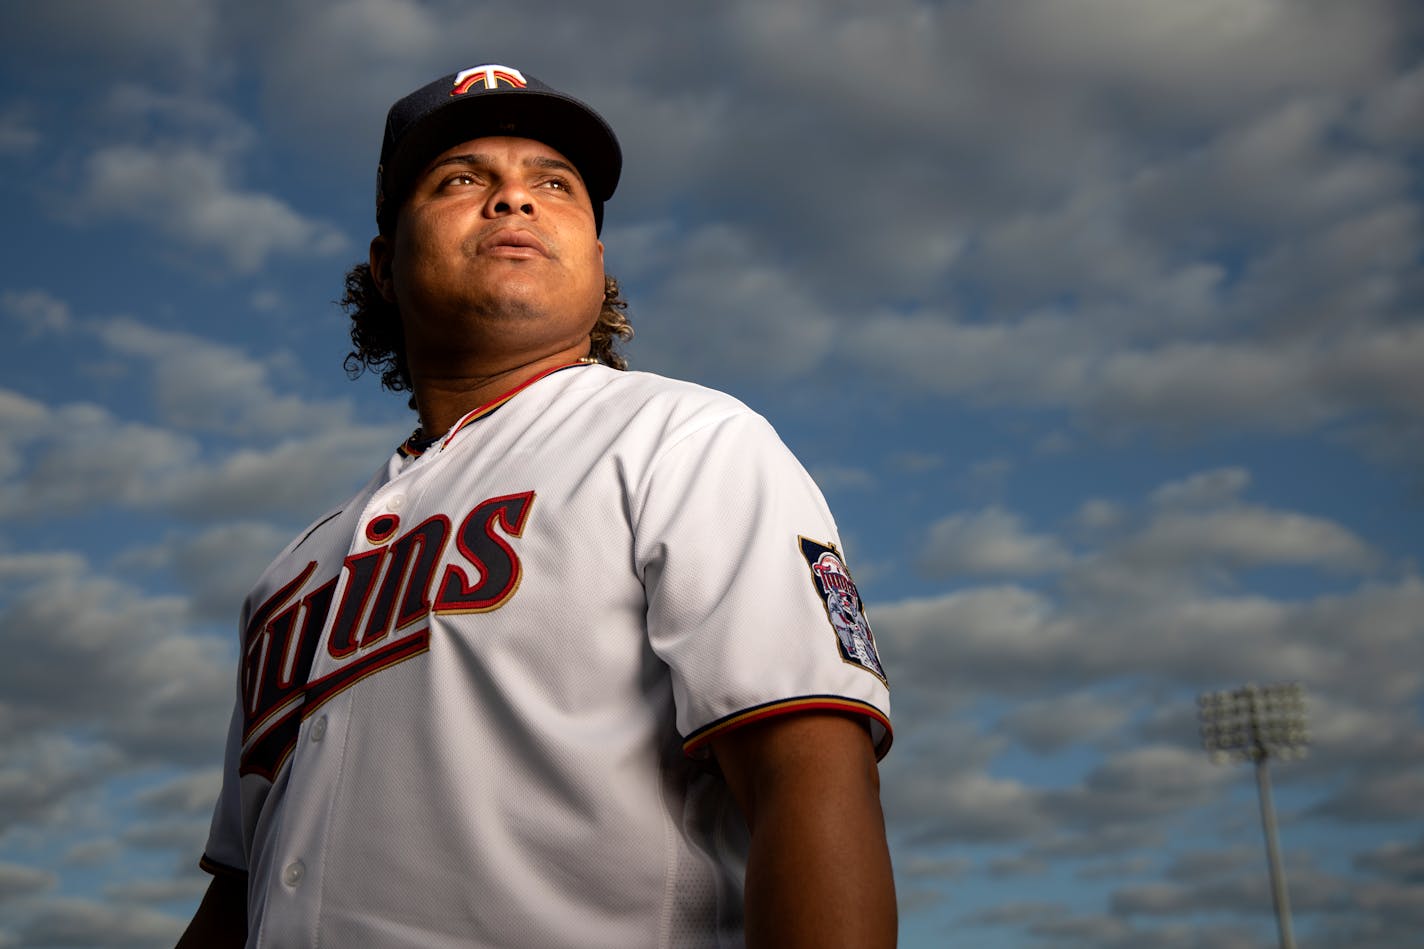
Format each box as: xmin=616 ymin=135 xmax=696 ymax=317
xmin=441 ymin=173 xmax=476 ymax=188
xmin=541 ymin=178 xmax=571 ymax=192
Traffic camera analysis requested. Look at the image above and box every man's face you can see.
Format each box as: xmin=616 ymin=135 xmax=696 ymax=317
xmin=372 ymin=135 xmax=606 ymax=370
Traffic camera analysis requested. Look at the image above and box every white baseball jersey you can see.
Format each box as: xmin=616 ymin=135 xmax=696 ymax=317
xmin=201 ymin=363 xmax=890 ymax=948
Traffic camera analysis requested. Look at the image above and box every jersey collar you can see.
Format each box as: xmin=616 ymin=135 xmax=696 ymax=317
xmin=397 ymin=360 xmax=596 ymax=459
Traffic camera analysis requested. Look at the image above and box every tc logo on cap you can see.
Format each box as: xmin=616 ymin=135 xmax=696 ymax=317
xmin=451 ymin=65 xmax=528 ymax=95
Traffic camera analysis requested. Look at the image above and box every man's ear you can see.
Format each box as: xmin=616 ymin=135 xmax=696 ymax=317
xmin=369 ymin=235 xmax=397 ymax=303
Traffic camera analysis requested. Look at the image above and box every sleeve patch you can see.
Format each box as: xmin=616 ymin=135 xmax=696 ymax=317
xmin=799 ymin=536 xmax=887 ymax=683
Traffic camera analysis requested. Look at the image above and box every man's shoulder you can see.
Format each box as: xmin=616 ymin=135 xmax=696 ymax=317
xmin=557 ymin=368 xmax=804 ymax=473
xmin=571 ymin=366 xmax=759 ymax=423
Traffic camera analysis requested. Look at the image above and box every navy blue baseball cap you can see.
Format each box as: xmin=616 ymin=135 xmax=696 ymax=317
xmin=376 ymin=63 xmax=622 ymax=234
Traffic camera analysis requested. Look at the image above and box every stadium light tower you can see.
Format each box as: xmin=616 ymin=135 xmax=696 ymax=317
xmin=1198 ymin=682 xmax=1309 ymax=949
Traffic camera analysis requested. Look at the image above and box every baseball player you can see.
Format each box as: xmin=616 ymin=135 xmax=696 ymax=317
xmin=179 ymin=62 xmax=894 ymax=948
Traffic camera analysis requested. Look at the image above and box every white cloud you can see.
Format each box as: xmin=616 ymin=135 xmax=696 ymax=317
xmin=1311 ymin=766 xmax=1424 ymax=823
xmin=887 ymin=451 xmax=944 ymax=474
xmin=166 ymin=424 xmax=405 ymax=520
xmin=898 ymin=854 xmax=973 ymax=882
xmin=973 ymin=188 xmax=1225 ymax=311
xmin=0 ymin=290 xmax=70 ymax=334
xmin=94 ymin=318 xmax=354 ymax=437
xmin=874 ymin=585 xmax=1072 ymax=693
xmin=0 ymin=737 xmax=116 ymax=836
xmin=966 ymin=900 xmax=1074 ymax=929
xmin=961 ymin=456 xmax=1016 ymax=496
xmin=987 ymin=853 xmax=1050 ymax=878
xmin=249 ymin=288 xmax=283 ymax=312
xmin=920 ymin=506 xmax=1074 ymax=577
xmin=846 ymin=311 xmax=1083 ymax=403
xmin=0 ymin=552 xmax=87 ymax=586
xmin=1052 ymin=745 xmax=1229 ymax=822
xmin=878 ymin=570 xmax=1413 ymax=708
xmin=1355 ymin=837 xmax=1424 ymax=883
xmin=1072 ymin=499 xmax=1126 ymax=533
xmin=1108 ymin=851 xmax=1382 ymax=932
xmin=852 ymin=309 xmax=1424 ymax=435
xmin=134 ymin=769 xmax=223 ymax=817
xmin=0 ymin=0 xmax=220 ymax=76
xmin=862 ymin=460 xmax=1420 ymax=921
xmin=0 ymin=310 xmax=404 ymax=518
xmin=564 ymin=2 xmax=1424 ymax=448
xmin=1119 ymin=506 xmax=1379 ymax=574
xmin=1297 ymin=692 xmax=1424 ymax=769
xmin=243 ymin=0 xmax=445 ymax=146
xmin=99 ymin=83 xmax=256 ymax=155
xmin=1130 ymin=95 xmax=1410 ymax=239
xmin=102 ymin=878 xmax=207 ymax=905
xmin=0 ymin=863 xmax=54 ymax=901
xmin=986 ymin=0 xmax=1394 ymax=121
xmin=1088 ymin=340 xmax=1335 ymax=432
xmin=1031 ymin=824 xmax=1172 ymax=861
xmin=0 ymin=387 xmax=398 ymax=522
xmin=888 ymin=768 xmax=1053 ymax=845
xmin=1028 ymin=915 xmax=1264 ymax=949
xmin=630 ymin=223 xmax=839 ymax=379
xmin=1075 ymin=855 xmax=1155 ymax=881
xmin=1150 ymin=468 xmax=1251 ymax=508
xmin=15 ymin=897 xmax=185 ymax=948
xmin=0 ymin=109 xmax=38 ymax=155
xmin=808 ymin=464 xmax=875 ymax=493
xmin=1348 ymin=878 xmax=1424 ymax=929
xmin=0 ymin=389 xmax=46 ymax=428
xmin=875 ymin=472 xmax=1422 ymax=867
xmin=0 ymin=394 xmax=200 ymax=517
xmin=890 ymin=479 xmax=1414 ymax=704
xmin=120 ymin=817 xmax=210 ymax=852
xmin=119 ymin=522 xmax=293 ymax=624
xmin=80 ymin=144 xmax=347 ymax=273
xmin=1160 ymin=847 xmax=1259 ymax=882
xmin=61 ymin=840 xmax=121 ymax=868
xmin=0 ymin=553 xmax=232 ymax=764
xmin=1001 ymin=691 xmax=1135 ymax=753
xmin=1358 ymin=60 xmax=1424 ymax=147
xmin=162 ymin=0 xmax=1421 ymax=466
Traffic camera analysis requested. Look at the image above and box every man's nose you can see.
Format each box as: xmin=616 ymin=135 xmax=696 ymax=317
xmin=487 ymin=179 xmax=535 ymax=218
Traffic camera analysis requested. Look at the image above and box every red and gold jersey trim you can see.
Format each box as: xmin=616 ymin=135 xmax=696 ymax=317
xmin=198 ymin=853 xmax=248 ymax=880
xmin=683 ymin=695 xmax=893 ymax=761
xmin=397 ymin=361 xmax=595 ymax=459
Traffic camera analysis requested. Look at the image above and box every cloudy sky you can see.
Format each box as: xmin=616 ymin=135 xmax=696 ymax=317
xmin=1 ymin=1 xmax=1421 ymax=945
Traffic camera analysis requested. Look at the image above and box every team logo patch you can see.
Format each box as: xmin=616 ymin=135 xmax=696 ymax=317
xmin=800 ymin=537 xmax=885 ymax=682
xmin=451 ymin=64 xmax=528 ymax=94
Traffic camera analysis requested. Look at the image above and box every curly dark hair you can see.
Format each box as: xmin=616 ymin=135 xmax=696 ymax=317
xmin=341 ymin=262 xmax=633 ymax=408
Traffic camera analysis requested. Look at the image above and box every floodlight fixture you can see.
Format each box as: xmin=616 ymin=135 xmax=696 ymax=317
xmin=1198 ymin=681 xmax=1310 ymax=763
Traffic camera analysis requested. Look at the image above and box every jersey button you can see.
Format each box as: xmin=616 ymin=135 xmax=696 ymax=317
xmin=387 ymin=494 xmax=406 ymax=511
xmin=283 ymin=860 xmax=305 ymax=887
xmin=310 ymin=715 xmax=327 ymax=742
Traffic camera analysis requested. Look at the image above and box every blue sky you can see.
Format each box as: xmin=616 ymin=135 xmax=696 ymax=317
xmin=1 ymin=1 xmax=1421 ymax=945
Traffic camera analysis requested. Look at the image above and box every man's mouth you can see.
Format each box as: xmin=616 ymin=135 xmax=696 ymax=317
xmin=478 ymin=227 xmax=549 ymax=258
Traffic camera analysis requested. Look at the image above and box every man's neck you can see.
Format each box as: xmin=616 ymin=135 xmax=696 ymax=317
xmin=411 ymin=345 xmax=593 ymax=439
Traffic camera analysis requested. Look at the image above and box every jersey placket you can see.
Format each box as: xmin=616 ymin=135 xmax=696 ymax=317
xmin=257 ymin=454 xmax=431 ymax=945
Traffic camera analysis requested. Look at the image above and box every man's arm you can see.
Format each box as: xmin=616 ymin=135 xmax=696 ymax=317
xmin=712 ymin=711 xmax=896 ymax=949
xmin=176 ymin=873 xmax=247 ymax=949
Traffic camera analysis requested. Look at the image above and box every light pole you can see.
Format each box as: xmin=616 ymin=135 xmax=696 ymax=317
xmin=1198 ymin=682 xmax=1309 ymax=949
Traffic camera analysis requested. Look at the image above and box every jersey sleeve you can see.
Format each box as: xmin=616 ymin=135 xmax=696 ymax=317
xmin=634 ymin=407 xmax=891 ymax=759
xmin=199 ymin=691 xmax=250 ymax=878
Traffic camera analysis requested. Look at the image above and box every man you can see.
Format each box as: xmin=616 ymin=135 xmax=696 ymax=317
xmin=180 ymin=63 xmax=894 ymax=948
